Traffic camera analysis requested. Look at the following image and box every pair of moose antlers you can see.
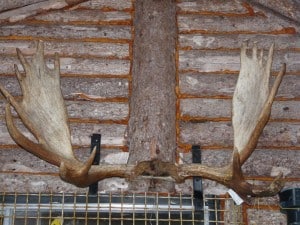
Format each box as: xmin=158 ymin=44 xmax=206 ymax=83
xmin=0 ymin=41 xmax=286 ymax=202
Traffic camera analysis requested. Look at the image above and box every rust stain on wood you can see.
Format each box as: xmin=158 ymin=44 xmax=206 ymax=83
xmin=0 ymin=36 xmax=132 ymax=44
xmin=68 ymin=118 xmax=128 ymax=125
xmin=179 ymin=27 xmax=297 ymax=35
xmin=23 ymin=18 xmax=133 ymax=26
xmin=242 ymin=2 xmax=255 ymax=16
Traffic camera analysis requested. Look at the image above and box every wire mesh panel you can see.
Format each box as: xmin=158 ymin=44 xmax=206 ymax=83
xmin=0 ymin=192 xmax=243 ymax=225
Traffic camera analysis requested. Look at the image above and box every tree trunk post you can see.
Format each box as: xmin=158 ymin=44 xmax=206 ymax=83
xmin=127 ymin=0 xmax=177 ymax=192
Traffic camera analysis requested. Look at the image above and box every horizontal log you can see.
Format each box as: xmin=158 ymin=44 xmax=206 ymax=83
xmin=0 ymin=0 xmax=42 ymax=12
xmin=177 ymin=178 xmax=300 ymax=199
xmin=0 ymin=24 xmax=131 ymax=40
xmin=252 ymin=0 xmax=300 ymax=24
xmin=0 ymin=120 xmax=126 ymax=146
xmin=177 ymin=0 xmax=247 ymax=14
xmin=0 ymin=173 xmax=129 ymax=192
xmin=179 ymin=50 xmax=300 ymax=73
xmin=33 ymin=10 xmax=131 ymax=24
xmin=0 ymin=148 xmax=128 ymax=173
xmin=179 ymin=34 xmax=300 ymax=50
xmin=247 ymin=209 xmax=286 ymax=225
xmin=0 ymin=77 xmax=129 ymax=98
xmin=61 ymin=77 xmax=129 ymax=99
xmin=0 ymin=100 xmax=128 ymax=120
xmin=79 ymin=0 xmax=132 ymax=10
xmin=180 ymin=99 xmax=300 ymax=120
xmin=179 ymin=74 xmax=300 ymax=99
xmin=179 ymin=149 xmax=300 ymax=178
xmin=0 ymin=0 xmax=91 ymax=24
xmin=180 ymin=98 xmax=231 ymax=119
xmin=66 ymin=101 xmax=128 ymax=120
xmin=0 ymin=40 xmax=129 ymax=58
xmin=178 ymin=14 xmax=298 ymax=33
xmin=70 ymin=123 xmax=126 ymax=146
xmin=0 ymin=149 xmax=58 ymax=173
xmin=180 ymin=121 xmax=300 ymax=148
xmin=0 ymin=173 xmax=87 ymax=192
xmin=0 ymin=55 xmax=130 ymax=76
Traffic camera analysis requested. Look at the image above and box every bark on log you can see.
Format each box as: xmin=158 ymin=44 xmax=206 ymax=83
xmin=127 ymin=0 xmax=177 ymax=192
xmin=0 ymin=0 xmax=89 ymax=24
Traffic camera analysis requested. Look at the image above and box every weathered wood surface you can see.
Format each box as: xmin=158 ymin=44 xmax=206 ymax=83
xmin=61 ymin=77 xmax=129 ymax=98
xmin=177 ymin=0 xmax=248 ymax=14
xmin=66 ymin=101 xmax=128 ymax=120
xmin=178 ymin=14 xmax=299 ymax=33
xmin=0 ymin=55 xmax=130 ymax=76
xmin=33 ymin=10 xmax=131 ymax=23
xmin=0 ymin=174 xmax=87 ymax=192
xmin=180 ymin=121 xmax=300 ymax=148
xmin=0 ymin=0 xmax=90 ymax=24
xmin=180 ymin=99 xmax=300 ymax=120
xmin=179 ymin=34 xmax=300 ymax=50
xmin=0 ymin=24 xmax=131 ymax=40
xmin=0 ymin=119 xmax=126 ymax=146
xmin=179 ymin=149 xmax=300 ymax=178
xmin=179 ymin=74 xmax=300 ymax=99
xmin=250 ymin=0 xmax=300 ymax=23
xmin=247 ymin=209 xmax=286 ymax=225
xmin=0 ymin=100 xmax=128 ymax=121
xmin=179 ymin=50 xmax=300 ymax=72
xmin=0 ymin=40 xmax=129 ymax=58
xmin=0 ymin=173 xmax=129 ymax=192
xmin=78 ymin=0 xmax=132 ymax=10
xmin=0 ymin=148 xmax=128 ymax=173
xmin=0 ymin=0 xmax=43 ymax=12
xmin=0 ymin=77 xmax=129 ymax=98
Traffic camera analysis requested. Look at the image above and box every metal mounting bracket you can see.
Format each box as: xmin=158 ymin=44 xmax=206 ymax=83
xmin=88 ymin=133 xmax=101 ymax=195
xmin=192 ymin=145 xmax=204 ymax=211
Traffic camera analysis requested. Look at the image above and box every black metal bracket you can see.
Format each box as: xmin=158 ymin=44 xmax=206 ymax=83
xmin=88 ymin=133 xmax=101 ymax=195
xmin=192 ymin=145 xmax=203 ymax=211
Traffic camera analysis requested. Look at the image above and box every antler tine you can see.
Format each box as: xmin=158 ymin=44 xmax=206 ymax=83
xmin=228 ymin=150 xmax=284 ymax=201
xmin=239 ymin=63 xmax=286 ymax=164
xmin=59 ymin=147 xmax=97 ymax=186
xmin=4 ymin=103 xmax=62 ymax=166
xmin=59 ymin=147 xmax=134 ymax=187
xmin=234 ymin=42 xmax=286 ymax=165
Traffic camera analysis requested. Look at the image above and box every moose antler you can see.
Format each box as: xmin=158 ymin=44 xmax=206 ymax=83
xmin=0 ymin=41 xmax=285 ymax=201
xmin=176 ymin=42 xmax=286 ymax=200
xmin=0 ymin=41 xmax=132 ymax=187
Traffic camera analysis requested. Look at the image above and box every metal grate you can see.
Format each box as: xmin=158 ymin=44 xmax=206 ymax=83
xmin=0 ymin=192 xmax=243 ymax=225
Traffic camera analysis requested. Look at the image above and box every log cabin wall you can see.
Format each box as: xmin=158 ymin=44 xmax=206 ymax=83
xmin=0 ymin=0 xmax=299 ymax=224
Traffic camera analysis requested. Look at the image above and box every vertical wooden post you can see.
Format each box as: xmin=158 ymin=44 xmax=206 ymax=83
xmin=127 ymin=0 xmax=177 ymax=191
